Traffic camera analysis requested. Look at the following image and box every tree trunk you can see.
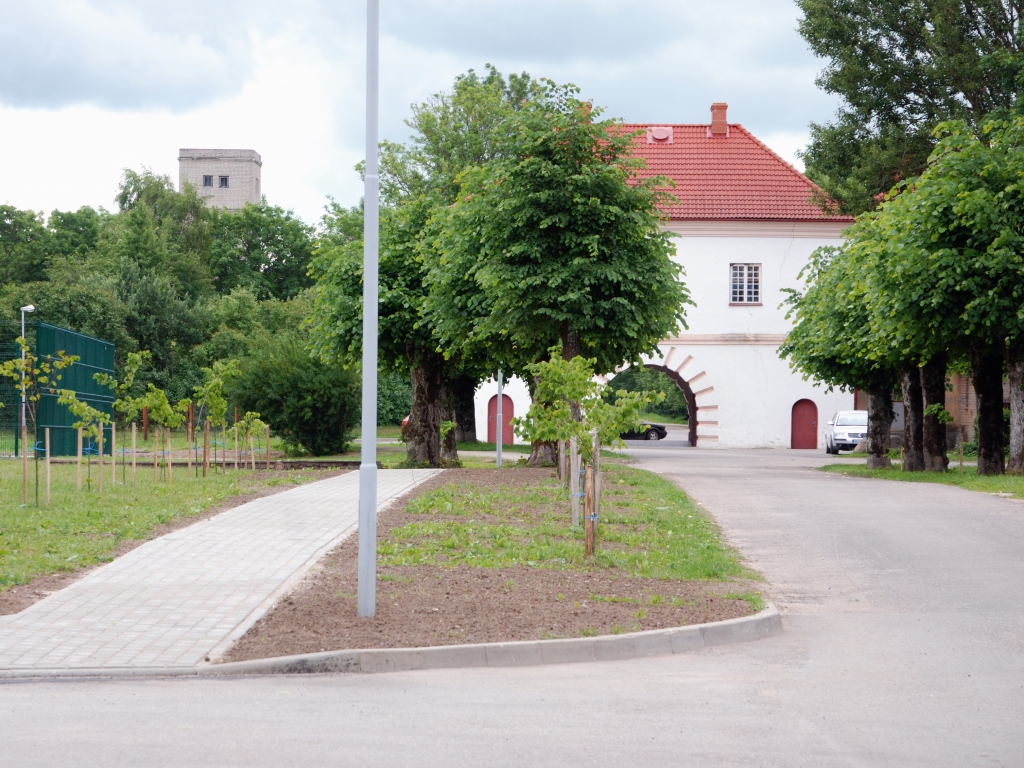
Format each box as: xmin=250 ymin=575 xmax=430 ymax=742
xmin=439 ymin=378 xmax=459 ymax=464
xmin=405 ymin=358 xmax=444 ymax=467
xmin=973 ymin=344 xmax=1006 ymax=476
xmin=450 ymin=373 xmax=478 ymax=443
xmin=561 ymin=323 xmax=581 ymax=361
xmin=899 ymin=364 xmax=925 ymax=472
xmin=866 ymin=388 xmax=893 ymax=469
xmin=921 ymin=353 xmax=949 ymax=472
xmin=1006 ymin=340 xmax=1024 ymax=475
xmin=528 ymin=440 xmax=557 ymax=467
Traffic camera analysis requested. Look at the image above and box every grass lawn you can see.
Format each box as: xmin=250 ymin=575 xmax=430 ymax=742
xmin=639 ymin=412 xmax=688 ymax=426
xmin=383 ymin=461 xmax=757 ymax=586
xmin=0 ymin=460 xmax=339 ymax=590
xmin=456 ymin=440 xmax=531 ymax=454
xmin=821 ymin=463 xmax=1024 ymax=500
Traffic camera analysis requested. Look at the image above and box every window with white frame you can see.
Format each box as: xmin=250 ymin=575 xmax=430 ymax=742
xmin=730 ymin=263 xmax=761 ymax=304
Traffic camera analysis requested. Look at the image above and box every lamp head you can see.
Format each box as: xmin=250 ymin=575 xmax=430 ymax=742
xmin=20 ymin=305 xmax=34 ymax=313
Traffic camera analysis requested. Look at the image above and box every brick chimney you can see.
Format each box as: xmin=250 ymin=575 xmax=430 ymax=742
xmin=710 ymin=103 xmax=728 ymax=137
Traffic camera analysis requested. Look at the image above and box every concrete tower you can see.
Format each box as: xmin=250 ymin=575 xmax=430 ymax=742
xmin=178 ymin=149 xmax=262 ymax=210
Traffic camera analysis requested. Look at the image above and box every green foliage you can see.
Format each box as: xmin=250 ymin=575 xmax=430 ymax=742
xmin=377 ymin=371 xmax=412 ymax=425
xmin=228 ymin=336 xmax=360 ymax=456
xmin=607 ymin=367 xmax=689 ymax=419
xmin=428 ymin=80 xmax=691 ymax=374
xmin=141 ymin=385 xmax=189 ymax=429
xmin=192 ymin=359 xmax=237 ymax=427
xmin=0 ymin=206 xmax=49 ymax=285
xmin=0 ymin=337 xmax=79 ymax=429
xmin=94 ymin=349 xmax=151 ymax=426
xmin=208 ymin=201 xmax=315 ymax=299
xmin=798 ymin=0 xmax=1024 ymax=214
xmin=924 ymin=403 xmax=955 ymax=424
xmin=512 ymin=352 xmax=657 ymax=462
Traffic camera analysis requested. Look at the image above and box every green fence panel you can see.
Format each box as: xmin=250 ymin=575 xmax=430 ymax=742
xmin=34 ymin=322 xmax=115 ymax=458
xmin=0 ymin=322 xmax=17 ymax=459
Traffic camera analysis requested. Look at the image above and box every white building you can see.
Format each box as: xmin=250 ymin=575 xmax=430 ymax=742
xmin=178 ymin=148 xmax=262 ymax=210
xmin=476 ymin=104 xmax=855 ymax=449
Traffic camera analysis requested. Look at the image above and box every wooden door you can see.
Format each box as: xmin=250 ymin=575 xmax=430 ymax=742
xmin=791 ymin=399 xmax=818 ymax=449
xmin=487 ymin=394 xmax=514 ymax=445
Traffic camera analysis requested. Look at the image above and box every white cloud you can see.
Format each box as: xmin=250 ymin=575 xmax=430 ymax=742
xmin=0 ymin=0 xmax=838 ymax=224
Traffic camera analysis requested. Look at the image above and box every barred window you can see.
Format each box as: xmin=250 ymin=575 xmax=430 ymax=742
xmin=202 ymin=175 xmax=213 ymax=187
xmin=219 ymin=176 xmax=229 ymax=188
xmin=730 ymin=263 xmax=761 ymax=304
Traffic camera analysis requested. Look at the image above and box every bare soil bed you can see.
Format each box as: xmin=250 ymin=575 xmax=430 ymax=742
xmin=225 ymin=467 xmax=760 ymax=661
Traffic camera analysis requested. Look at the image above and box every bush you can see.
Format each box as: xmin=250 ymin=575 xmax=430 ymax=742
xmin=378 ymin=371 xmax=412 ymax=425
xmin=229 ymin=336 xmax=359 ymax=456
xmin=607 ymin=367 xmax=689 ymax=420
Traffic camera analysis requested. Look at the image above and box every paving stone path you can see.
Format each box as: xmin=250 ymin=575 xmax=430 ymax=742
xmin=0 ymin=469 xmax=440 ymax=671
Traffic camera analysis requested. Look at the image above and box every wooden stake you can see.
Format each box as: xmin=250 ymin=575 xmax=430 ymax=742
xmin=167 ymin=428 xmax=173 ymax=485
xmin=570 ymin=436 xmax=580 ymax=527
xmin=142 ymin=406 xmax=149 ymax=441
xmin=76 ymin=427 xmax=83 ymax=491
xmin=265 ymin=425 xmax=271 ymax=470
xmin=221 ymin=424 xmax=227 ymax=472
xmin=97 ymin=426 xmax=103 ymax=496
xmin=249 ymin=434 xmax=256 ymax=470
xmin=187 ymin=421 xmax=193 ymax=475
xmin=959 ymin=441 xmax=964 ymax=474
xmin=234 ymin=426 xmax=238 ymax=470
xmin=153 ymin=426 xmax=159 ymax=483
xmin=132 ymin=422 xmax=137 ymax=486
xmin=203 ymin=419 xmax=210 ymax=477
xmin=44 ymin=428 xmax=50 ymax=508
xmin=111 ymin=421 xmax=116 ymax=486
xmin=558 ymin=439 xmax=566 ymax=487
xmin=593 ymin=428 xmax=602 ymax=527
xmin=584 ymin=462 xmax=594 ymax=557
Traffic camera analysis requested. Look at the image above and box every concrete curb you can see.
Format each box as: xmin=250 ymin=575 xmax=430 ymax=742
xmin=0 ymin=603 xmax=781 ymax=680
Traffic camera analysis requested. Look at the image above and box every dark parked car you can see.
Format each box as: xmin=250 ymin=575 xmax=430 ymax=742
xmin=621 ymin=421 xmax=667 ymax=441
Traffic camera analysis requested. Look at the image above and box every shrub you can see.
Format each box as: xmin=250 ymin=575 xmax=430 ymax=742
xmin=229 ymin=335 xmax=359 ymax=456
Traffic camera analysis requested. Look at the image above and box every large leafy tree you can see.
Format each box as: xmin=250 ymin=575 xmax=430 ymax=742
xmin=309 ymin=67 xmax=533 ymax=465
xmin=798 ymin=0 xmax=1024 ymax=215
xmin=208 ymin=202 xmax=315 ymax=299
xmin=780 ymin=245 xmax=899 ymax=468
xmin=0 ymin=205 xmax=49 ymax=285
xmin=429 ymin=82 xmax=690 ymax=381
xmin=864 ymin=118 xmax=1024 ymax=474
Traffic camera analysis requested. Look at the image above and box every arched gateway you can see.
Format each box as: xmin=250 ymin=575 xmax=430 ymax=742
xmin=596 ymin=343 xmax=716 ymax=447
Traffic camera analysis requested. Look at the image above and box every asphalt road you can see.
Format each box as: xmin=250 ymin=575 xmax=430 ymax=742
xmin=2 ymin=434 xmax=1022 ymax=766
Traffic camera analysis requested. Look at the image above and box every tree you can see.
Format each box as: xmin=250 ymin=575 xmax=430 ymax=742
xmin=229 ymin=334 xmax=360 ymax=456
xmin=513 ymin=352 xmax=656 ymax=464
xmin=0 ymin=206 xmax=49 ymax=286
xmin=208 ymin=202 xmax=315 ymax=299
xmin=862 ymin=118 xmax=1024 ymax=474
xmin=428 ymin=81 xmax=690 ymax=462
xmin=798 ymin=0 xmax=1024 ymax=214
xmin=780 ymin=245 xmax=899 ymax=468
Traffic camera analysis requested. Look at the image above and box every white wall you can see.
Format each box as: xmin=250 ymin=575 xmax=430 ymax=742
xmin=471 ymin=222 xmax=856 ymax=450
xmin=474 ymin=375 xmax=531 ymax=444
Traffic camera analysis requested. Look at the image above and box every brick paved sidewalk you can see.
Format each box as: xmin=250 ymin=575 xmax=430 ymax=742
xmin=0 ymin=469 xmax=441 ymax=671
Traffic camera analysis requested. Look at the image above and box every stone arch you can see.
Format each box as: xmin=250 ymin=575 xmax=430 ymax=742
xmin=597 ymin=344 xmax=718 ymax=447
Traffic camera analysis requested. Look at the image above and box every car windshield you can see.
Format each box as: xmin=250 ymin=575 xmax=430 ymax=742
xmin=836 ymin=413 xmax=867 ymax=426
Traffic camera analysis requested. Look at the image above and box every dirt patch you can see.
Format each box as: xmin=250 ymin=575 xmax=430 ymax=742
xmin=0 ymin=469 xmax=349 ymax=617
xmin=223 ymin=467 xmax=758 ymax=661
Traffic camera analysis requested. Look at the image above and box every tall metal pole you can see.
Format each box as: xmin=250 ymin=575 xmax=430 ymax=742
xmin=496 ymin=370 xmax=503 ymax=468
xmin=20 ymin=308 xmax=27 ymax=431
xmin=357 ymin=0 xmax=381 ymax=618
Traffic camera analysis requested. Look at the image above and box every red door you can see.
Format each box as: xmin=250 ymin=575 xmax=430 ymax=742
xmin=487 ymin=395 xmax=514 ymax=445
xmin=791 ymin=399 xmax=818 ymax=449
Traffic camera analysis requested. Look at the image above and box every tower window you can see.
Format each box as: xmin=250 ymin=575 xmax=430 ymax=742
xmin=219 ymin=176 xmax=229 ymax=188
xmin=730 ymin=263 xmax=761 ymax=304
xmin=202 ymin=175 xmax=213 ymax=187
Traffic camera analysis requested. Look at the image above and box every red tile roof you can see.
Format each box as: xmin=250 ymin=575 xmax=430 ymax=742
xmin=621 ymin=123 xmax=853 ymax=222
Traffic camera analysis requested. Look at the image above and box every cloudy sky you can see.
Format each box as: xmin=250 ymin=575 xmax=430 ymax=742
xmin=0 ymin=0 xmax=839 ymax=225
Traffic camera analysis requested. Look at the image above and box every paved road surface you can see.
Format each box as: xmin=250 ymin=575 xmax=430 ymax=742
xmin=1 ymin=438 xmax=1021 ymax=766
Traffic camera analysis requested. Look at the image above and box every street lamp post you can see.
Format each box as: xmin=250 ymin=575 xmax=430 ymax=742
xmin=357 ymin=0 xmax=380 ymax=618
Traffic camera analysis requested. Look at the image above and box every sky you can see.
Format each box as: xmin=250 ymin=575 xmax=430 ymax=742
xmin=0 ymin=0 xmax=840 ymax=225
